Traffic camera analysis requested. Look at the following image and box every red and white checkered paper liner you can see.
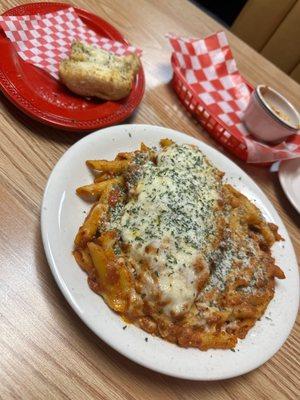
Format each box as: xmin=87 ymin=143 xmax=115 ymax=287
xmin=168 ymin=31 xmax=300 ymax=163
xmin=0 ymin=7 xmax=141 ymax=80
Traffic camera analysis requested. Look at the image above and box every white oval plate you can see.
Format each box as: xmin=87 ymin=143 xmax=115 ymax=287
xmin=41 ymin=125 xmax=299 ymax=380
xmin=279 ymin=158 xmax=300 ymax=214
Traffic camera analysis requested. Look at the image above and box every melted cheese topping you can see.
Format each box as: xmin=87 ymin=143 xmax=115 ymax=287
xmin=119 ymin=144 xmax=222 ymax=316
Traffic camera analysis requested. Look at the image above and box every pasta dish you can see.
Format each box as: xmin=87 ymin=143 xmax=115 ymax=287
xmin=73 ymin=139 xmax=285 ymax=350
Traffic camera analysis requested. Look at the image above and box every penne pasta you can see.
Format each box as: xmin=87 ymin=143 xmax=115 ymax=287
xmin=74 ymin=202 xmax=107 ymax=248
xmin=73 ymin=139 xmax=285 ymax=351
xmin=86 ymin=159 xmax=129 ymax=173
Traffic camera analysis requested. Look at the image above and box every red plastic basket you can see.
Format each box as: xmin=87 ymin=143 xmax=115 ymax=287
xmin=172 ymin=61 xmax=252 ymax=161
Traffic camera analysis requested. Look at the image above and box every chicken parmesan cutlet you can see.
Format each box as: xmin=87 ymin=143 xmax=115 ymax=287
xmin=73 ymin=139 xmax=285 ymax=350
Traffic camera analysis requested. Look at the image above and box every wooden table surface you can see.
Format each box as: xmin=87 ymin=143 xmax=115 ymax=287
xmin=0 ymin=1 xmax=299 ymax=399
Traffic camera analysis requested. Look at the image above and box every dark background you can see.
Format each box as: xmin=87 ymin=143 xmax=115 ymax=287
xmin=193 ymin=0 xmax=247 ymax=26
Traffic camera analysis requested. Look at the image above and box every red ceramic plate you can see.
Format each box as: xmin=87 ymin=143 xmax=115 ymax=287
xmin=0 ymin=2 xmax=145 ymax=131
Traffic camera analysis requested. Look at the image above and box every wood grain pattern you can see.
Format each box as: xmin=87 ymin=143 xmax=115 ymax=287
xmin=0 ymin=1 xmax=299 ymax=399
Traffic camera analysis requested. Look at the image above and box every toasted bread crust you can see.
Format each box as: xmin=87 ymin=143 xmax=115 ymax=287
xmin=59 ymin=42 xmax=140 ymax=100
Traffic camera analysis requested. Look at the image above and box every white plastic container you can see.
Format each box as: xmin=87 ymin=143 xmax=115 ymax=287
xmin=243 ymin=85 xmax=299 ymax=143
